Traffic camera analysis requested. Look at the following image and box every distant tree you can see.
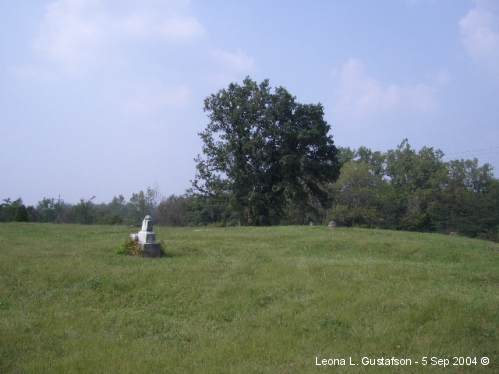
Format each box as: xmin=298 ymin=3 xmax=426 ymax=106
xmin=71 ymin=197 xmax=96 ymax=224
xmin=0 ymin=198 xmax=24 ymax=222
xmin=329 ymin=161 xmax=384 ymax=227
xmin=433 ymin=159 xmax=496 ymax=236
xmin=385 ymin=139 xmax=446 ymax=192
xmin=356 ymin=146 xmax=386 ymax=177
xmin=193 ymin=77 xmax=340 ymax=225
xmin=106 ymin=195 xmax=127 ymax=224
xmin=92 ymin=195 xmax=127 ymax=225
xmin=384 ymin=140 xmax=447 ymax=231
xmin=336 ymin=147 xmax=356 ymax=166
xmin=37 ymin=198 xmax=58 ymax=222
xmin=14 ymin=204 xmax=29 ymax=222
xmin=183 ymin=193 xmax=233 ymax=226
xmin=0 ymin=198 xmax=13 ymax=221
xmin=26 ymin=206 xmax=38 ymax=222
xmin=127 ymin=187 xmax=159 ymax=224
xmin=157 ymin=195 xmax=189 ymax=226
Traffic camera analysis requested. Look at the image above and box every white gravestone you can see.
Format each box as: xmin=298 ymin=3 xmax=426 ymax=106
xmin=130 ymin=215 xmax=162 ymax=257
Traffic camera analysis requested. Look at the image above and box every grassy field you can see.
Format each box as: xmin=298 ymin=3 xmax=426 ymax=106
xmin=0 ymin=223 xmax=498 ymax=373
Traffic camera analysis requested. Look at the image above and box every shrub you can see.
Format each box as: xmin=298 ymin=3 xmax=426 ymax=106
xmin=117 ymin=238 xmax=142 ymax=256
xmin=117 ymin=238 xmax=167 ymax=257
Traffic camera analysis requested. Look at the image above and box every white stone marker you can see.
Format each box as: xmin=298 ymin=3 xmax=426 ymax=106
xmin=130 ymin=215 xmax=162 ymax=257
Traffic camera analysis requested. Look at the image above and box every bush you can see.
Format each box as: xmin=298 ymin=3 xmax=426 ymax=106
xmin=117 ymin=238 xmax=142 ymax=256
xmin=117 ymin=238 xmax=167 ymax=256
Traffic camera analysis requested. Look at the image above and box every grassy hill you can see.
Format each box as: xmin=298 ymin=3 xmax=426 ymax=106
xmin=0 ymin=223 xmax=498 ymax=373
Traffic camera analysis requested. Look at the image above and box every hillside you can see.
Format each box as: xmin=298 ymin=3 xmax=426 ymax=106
xmin=0 ymin=223 xmax=498 ymax=373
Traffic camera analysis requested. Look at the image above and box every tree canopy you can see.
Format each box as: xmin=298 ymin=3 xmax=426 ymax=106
xmin=330 ymin=140 xmax=499 ymax=240
xmin=192 ymin=77 xmax=340 ymax=225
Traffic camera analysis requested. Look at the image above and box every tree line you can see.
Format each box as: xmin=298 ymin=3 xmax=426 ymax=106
xmin=159 ymin=139 xmax=499 ymax=242
xmin=2 ymin=139 xmax=498 ymax=241
xmin=0 ymin=189 xmax=159 ymax=226
xmin=331 ymin=141 xmax=499 ymax=241
xmin=1 ymin=78 xmax=498 ymax=241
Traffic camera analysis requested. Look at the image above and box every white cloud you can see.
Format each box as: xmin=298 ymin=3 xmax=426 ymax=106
xmin=209 ymin=48 xmax=255 ymax=87
xmin=333 ymin=58 xmax=442 ymax=119
xmin=211 ymin=49 xmax=255 ymax=73
xmin=32 ymin=0 xmax=204 ymax=74
xmin=19 ymin=0 xmax=256 ymax=118
xmin=123 ymin=84 xmax=191 ymax=116
xmin=118 ymin=13 xmax=204 ymax=42
xmin=460 ymin=0 xmax=499 ymax=77
xmin=156 ymin=16 xmax=204 ymax=41
xmin=34 ymin=0 xmax=103 ymax=73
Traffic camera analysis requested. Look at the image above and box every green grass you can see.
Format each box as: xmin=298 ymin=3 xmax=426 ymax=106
xmin=0 ymin=223 xmax=498 ymax=373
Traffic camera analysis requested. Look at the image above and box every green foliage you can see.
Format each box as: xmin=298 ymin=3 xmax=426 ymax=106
xmin=117 ymin=238 xmax=166 ymax=257
xmin=36 ymin=197 xmax=65 ymax=222
xmin=1 ymin=223 xmax=498 ymax=372
xmin=127 ymin=188 xmax=158 ymax=224
xmin=72 ymin=197 xmax=96 ymax=224
xmin=183 ymin=193 xmax=240 ymax=226
xmin=0 ymin=199 xmax=36 ymax=223
xmin=0 ymin=198 xmax=23 ymax=222
xmin=14 ymin=204 xmax=29 ymax=222
xmin=329 ymin=161 xmax=383 ymax=227
xmin=1 ymin=188 xmax=160 ymax=226
xmin=116 ymin=237 xmax=143 ymax=256
xmin=157 ymin=194 xmax=190 ymax=226
xmin=193 ymin=77 xmax=340 ymax=225
xmin=1 ymin=140 xmax=497 ymax=241
xmin=328 ymin=140 xmax=499 ymax=240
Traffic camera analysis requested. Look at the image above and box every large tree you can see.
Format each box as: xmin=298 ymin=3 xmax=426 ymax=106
xmin=192 ymin=77 xmax=340 ymax=225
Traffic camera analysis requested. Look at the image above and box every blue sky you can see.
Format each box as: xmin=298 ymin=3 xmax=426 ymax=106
xmin=1 ymin=0 xmax=499 ymax=204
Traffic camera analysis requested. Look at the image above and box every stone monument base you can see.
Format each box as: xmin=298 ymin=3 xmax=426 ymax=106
xmin=142 ymin=243 xmax=162 ymax=258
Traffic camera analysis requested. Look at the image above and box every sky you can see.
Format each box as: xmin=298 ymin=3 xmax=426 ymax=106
xmin=1 ymin=0 xmax=499 ymax=204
